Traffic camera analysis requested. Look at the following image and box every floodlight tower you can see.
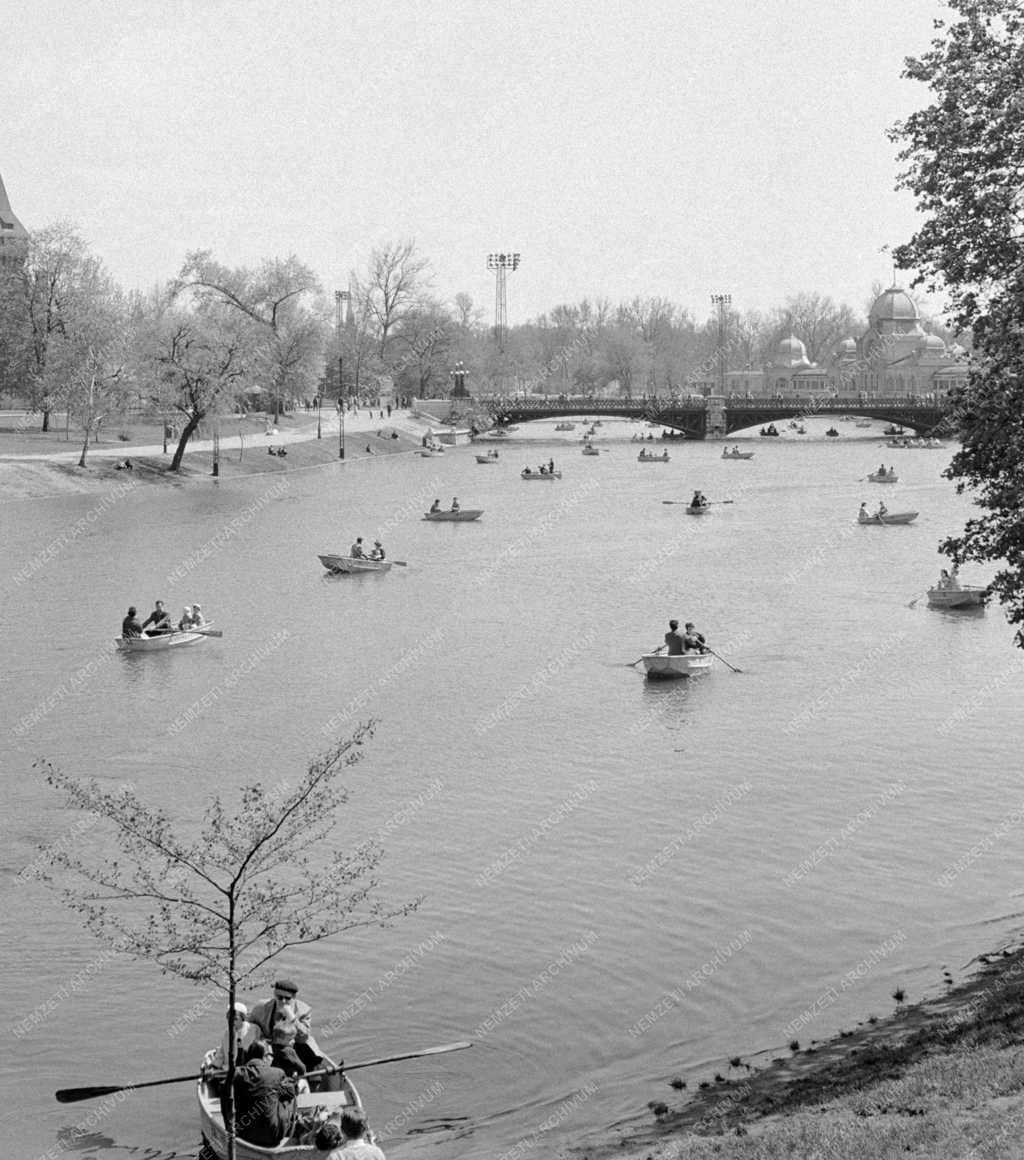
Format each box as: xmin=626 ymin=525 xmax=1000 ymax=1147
xmin=711 ymin=293 xmax=732 ymax=395
xmin=487 ymin=252 xmax=521 ymax=352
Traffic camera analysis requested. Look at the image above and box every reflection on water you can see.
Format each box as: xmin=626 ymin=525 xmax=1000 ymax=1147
xmin=3 ymin=423 xmax=1024 ymax=1159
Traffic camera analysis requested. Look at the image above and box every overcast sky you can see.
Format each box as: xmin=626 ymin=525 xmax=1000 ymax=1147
xmin=2 ymin=0 xmax=949 ymax=325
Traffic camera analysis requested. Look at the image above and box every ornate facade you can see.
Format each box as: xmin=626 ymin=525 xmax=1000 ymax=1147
xmin=722 ymin=286 xmax=968 ymax=398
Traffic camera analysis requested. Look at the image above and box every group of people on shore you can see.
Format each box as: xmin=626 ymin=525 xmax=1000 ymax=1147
xmin=350 ymin=537 xmax=387 ymax=560
xmin=121 ymin=600 xmax=206 ymax=637
xmin=206 ymin=977 xmax=385 ymax=1157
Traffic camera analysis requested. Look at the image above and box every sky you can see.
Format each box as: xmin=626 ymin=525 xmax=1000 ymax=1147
xmin=2 ymin=0 xmax=951 ymax=326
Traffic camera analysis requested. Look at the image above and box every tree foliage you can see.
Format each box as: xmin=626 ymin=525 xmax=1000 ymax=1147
xmin=889 ymin=0 xmax=1024 ymax=644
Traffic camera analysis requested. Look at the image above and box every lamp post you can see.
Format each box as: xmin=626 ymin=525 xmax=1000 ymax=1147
xmin=338 ymin=355 xmax=345 ymax=459
xmin=450 ymin=361 xmax=468 ymax=397
xmin=711 ymin=294 xmax=732 ymax=396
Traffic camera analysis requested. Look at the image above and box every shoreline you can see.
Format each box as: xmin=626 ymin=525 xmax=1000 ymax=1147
xmin=0 ymin=408 xmax=441 ymax=501
xmin=570 ymin=938 xmax=1024 ymax=1158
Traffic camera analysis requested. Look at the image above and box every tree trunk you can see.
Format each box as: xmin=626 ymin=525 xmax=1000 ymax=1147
xmin=226 ymin=891 xmax=237 ymax=1160
xmin=78 ymin=426 xmax=91 ymax=468
xmin=170 ymin=412 xmax=202 ymax=472
xmin=41 ymin=407 xmax=50 ymax=433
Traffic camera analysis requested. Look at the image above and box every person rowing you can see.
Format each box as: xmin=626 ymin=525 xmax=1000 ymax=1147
xmin=141 ymin=600 xmax=173 ymax=635
xmin=430 ymin=499 xmax=441 ymax=513
xmin=690 ymin=490 xmax=708 ymax=509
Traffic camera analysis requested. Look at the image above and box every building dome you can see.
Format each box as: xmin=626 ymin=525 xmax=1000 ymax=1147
xmin=838 ymin=337 xmax=856 ymax=353
xmin=870 ymin=287 xmax=919 ymax=324
xmin=922 ymin=334 xmax=945 ymax=352
xmin=774 ymin=335 xmax=810 ymax=367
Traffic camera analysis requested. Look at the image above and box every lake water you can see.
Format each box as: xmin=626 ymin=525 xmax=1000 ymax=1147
xmin=3 ymin=418 xmax=1023 ymax=1160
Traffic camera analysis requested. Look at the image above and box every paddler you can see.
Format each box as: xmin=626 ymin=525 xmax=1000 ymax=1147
xmin=121 ymin=606 xmax=143 ymax=638
xmin=141 ymin=600 xmax=172 ymax=635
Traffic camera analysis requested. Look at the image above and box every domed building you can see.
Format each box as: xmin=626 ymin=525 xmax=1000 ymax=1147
xmin=720 ymin=286 xmax=968 ymax=398
xmin=0 ymin=170 xmax=28 ymax=270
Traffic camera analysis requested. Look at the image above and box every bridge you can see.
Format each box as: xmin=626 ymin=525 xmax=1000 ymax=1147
xmin=475 ymin=396 xmax=949 ymax=439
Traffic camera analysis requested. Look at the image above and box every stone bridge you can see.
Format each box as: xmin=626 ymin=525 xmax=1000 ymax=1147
xmin=474 ymin=396 xmax=949 ymax=439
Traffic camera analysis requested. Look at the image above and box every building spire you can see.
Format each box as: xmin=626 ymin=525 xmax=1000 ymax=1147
xmin=0 ymin=170 xmax=29 ymax=267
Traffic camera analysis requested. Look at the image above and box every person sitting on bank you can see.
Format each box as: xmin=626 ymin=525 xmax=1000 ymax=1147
xmin=142 ymin=600 xmax=172 ymax=635
xmin=222 ymin=1039 xmax=299 ymax=1148
xmin=325 ymin=1108 xmax=386 ymax=1160
xmin=122 ymin=606 xmax=143 ymax=638
xmin=248 ymin=978 xmax=323 ymax=1077
xmin=664 ymin=619 xmax=685 ymax=656
xmin=429 ymin=498 xmax=441 ymax=513
xmin=683 ymin=622 xmax=707 ymax=653
xmin=350 ymin=537 xmax=366 ymax=559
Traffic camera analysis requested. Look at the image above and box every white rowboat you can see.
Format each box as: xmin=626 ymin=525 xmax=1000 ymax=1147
xmin=521 ymin=470 xmax=562 ymax=480
xmin=115 ymin=631 xmax=205 ymax=652
xmin=868 ymin=472 xmax=899 ymax=483
xmin=318 ymin=554 xmax=392 ymax=573
xmin=721 ymin=451 xmax=754 ymax=460
xmin=423 ymin=510 xmax=483 ymax=521
xmin=198 ymin=1055 xmax=365 ymax=1160
xmin=641 ymin=652 xmax=713 ymax=679
xmin=857 ymin=511 xmax=918 ymax=525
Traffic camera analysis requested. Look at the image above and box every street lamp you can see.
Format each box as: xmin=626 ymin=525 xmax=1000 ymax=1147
xmin=316 ymin=387 xmax=322 ymax=440
xmin=711 ymin=294 xmax=732 ymax=396
xmin=338 ymin=355 xmax=345 ymax=459
xmin=450 ymin=361 xmax=468 ymax=397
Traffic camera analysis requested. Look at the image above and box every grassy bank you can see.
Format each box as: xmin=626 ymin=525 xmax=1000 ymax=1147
xmin=572 ymin=946 xmax=1024 ymax=1159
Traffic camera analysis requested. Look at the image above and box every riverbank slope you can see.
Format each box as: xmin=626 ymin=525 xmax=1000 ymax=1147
xmin=571 ymin=942 xmax=1024 ymax=1159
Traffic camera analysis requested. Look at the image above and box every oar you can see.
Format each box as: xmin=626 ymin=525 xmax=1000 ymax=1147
xmin=707 ymin=647 xmax=743 ymax=674
xmin=629 ymin=645 xmax=664 ymax=667
xmin=194 ymin=627 xmax=224 ymax=638
xmin=391 ymin=560 xmax=408 ymax=567
xmin=55 ymin=1040 xmax=472 ymax=1103
xmin=661 ymin=500 xmax=734 ymax=505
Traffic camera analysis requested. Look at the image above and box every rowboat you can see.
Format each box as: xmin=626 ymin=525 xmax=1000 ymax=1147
xmin=685 ymin=504 xmax=710 ymax=515
xmin=418 ymin=449 xmax=444 ymax=457
xmin=198 ymin=1055 xmax=365 ymax=1160
xmin=855 ymin=420 xmax=873 ymax=428
xmin=318 ymin=554 xmax=393 ymax=573
xmin=641 ymin=652 xmax=713 ymax=679
xmin=721 ymin=450 xmax=754 ymax=460
xmin=868 ymin=471 xmax=899 ymax=483
xmin=521 ymin=470 xmax=562 ymax=480
xmin=555 ymin=422 xmax=575 ymax=431
xmin=475 ymin=453 xmax=500 ymax=463
xmin=115 ymin=630 xmax=205 ymax=652
xmin=826 ymin=428 xmax=840 ymax=437
xmin=582 ymin=445 xmax=600 ymax=456
xmin=926 ymin=584 xmax=987 ymax=609
xmin=423 ymin=509 xmax=483 ymax=521
xmin=857 ymin=511 xmax=918 ymax=525
xmin=638 ymin=452 xmax=670 ymax=462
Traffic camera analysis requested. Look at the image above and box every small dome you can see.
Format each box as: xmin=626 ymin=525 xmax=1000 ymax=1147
xmin=922 ymin=334 xmax=945 ymax=353
xmin=870 ymin=287 xmax=919 ymax=324
xmin=774 ymin=335 xmax=809 ymax=366
xmin=838 ymin=337 xmax=856 ymax=353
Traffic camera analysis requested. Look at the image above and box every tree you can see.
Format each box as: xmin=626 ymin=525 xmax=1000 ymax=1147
xmin=44 ymin=258 xmax=131 ymax=466
xmin=31 ymin=723 xmax=419 ymax=1160
xmin=175 ymin=253 xmax=327 ymax=421
xmin=889 ymin=0 xmax=1024 ymax=643
xmin=390 ymin=300 xmax=456 ymax=396
xmin=353 ymin=241 xmax=432 ymax=362
xmin=138 ymin=292 xmax=251 ymax=471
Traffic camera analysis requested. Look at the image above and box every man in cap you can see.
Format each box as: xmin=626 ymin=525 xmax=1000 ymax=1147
xmin=248 ymin=979 xmax=323 ymax=1077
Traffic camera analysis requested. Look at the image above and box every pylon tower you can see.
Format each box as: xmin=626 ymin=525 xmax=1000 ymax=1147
xmin=487 ymin=252 xmax=520 ymax=351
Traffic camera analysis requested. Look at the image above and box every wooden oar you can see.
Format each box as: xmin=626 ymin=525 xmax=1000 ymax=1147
xmin=194 ymin=627 xmax=223 ymax=637
xmin=55 ymin=1040 xmax=472 ymax=1103
xmin=391 ymin=560 xmax=408 ymax=567
xmin=661 ymin=500 xmax=734 ymax=505
xmin=629 ymin=645 xmax=664 ymax=667
xmin=707 ymin=647 xmax=743 ymax=673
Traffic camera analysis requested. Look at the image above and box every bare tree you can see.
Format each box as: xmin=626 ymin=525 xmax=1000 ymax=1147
xmin=32 ymin=723 xmax=419 ymax=1160
xmin=353 ymin=240 xmax=432 ymax=362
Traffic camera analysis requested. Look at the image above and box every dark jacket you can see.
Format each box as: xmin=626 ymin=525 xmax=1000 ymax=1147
xmin=223 ymin=1057 xmax=297 ymax=1147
